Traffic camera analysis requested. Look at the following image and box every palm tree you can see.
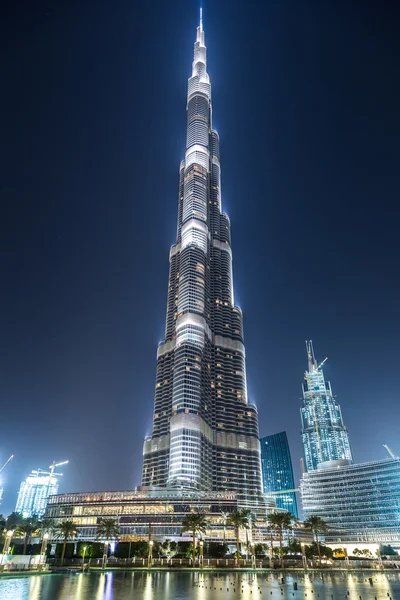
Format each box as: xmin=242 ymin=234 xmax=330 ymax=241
xmin=303 ymin=515 xmax=328 ymax=563
xmin=16 ymin=515 xmax=41 ymax=555
xmin=220 ymin=511 xmax=229 ymax=543
xmin=37 ymin=518 xmax=55 ymax=555
xmin=227 ymin=510 xmax=247 ymax=565
xmin=241 ymin=509 xmax=255 ymax=559
xmin=96 ymin=518 xmax=120 ymax=568
xmin=0 ymin=514 xmax=6 ymax=550
xmin=266 ymin=525 xmax=275 ymax=563
xmin=182 ymin=511 xmax=208 ymax=565
xmin=267 ymin=512 xmax=294 ymax=567
xmin=40 ymin=518 xmax=55 ymax=538
xmin=6 ymin=512 xmax=23 ymax=530
xmin=54 ymin=520 xmax=77 ymax=565
xmin=0 ymin=514 xmax=5 ymax=542
xmin=3 ymin=512 xmax=22 ymax=552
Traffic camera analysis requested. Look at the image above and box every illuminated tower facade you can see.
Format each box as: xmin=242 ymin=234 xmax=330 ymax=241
xmin=16 ymin=470 xmax=59 ymax=518
xmin=301 ymin=341 xmax=353 ymax=471
xmin=142 ymin=11 xmax=262 ymax=497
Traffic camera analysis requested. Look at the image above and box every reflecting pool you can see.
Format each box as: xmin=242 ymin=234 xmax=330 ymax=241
xmin=1 ymin=571 xmax=399 ymax=600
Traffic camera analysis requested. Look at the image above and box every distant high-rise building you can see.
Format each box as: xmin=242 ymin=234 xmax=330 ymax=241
xmin=301 ymin=341 xmax=352 ymax=472
xmin=260 ymin=432 xmax=298 ymax=518
xmin=16 ymin=460 xmax=68 ymax=518
xmin=16 ymin=470 xmax=59 ymax=518
xmin=141 ymin=10 xmax=262 ymax=498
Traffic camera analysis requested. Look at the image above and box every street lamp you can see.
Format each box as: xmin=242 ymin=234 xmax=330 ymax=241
xmin=82 ymin=546 xmax=87 ymax=571
xmin=148 ymin=540 xmax=153 ymax=568
xmin=102 ymin=540 xmax=108 ymax=569
xmin=251 ymin=543 xmax=256 ymax=569
xmin=2 ymin=530 xmax=14 ymax=555
xmin=376 ymin=547 xmax=383 ymax=568
xmin=344 ymin=547 xmax=350 ymax=568
xmin=40 ymin=533 xmax=49 ymax=557
xmin=268 ymin=527 xmax=274 ymax=568
xmin=301 ymin=542 xmax=307 ymax=570
xmin=199 ymin=540 xmax=204 ymax=567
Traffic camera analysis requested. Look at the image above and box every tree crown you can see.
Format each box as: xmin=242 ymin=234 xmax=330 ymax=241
xmin=182 ymin=511 xmax=208 ymax=536
xmin=303 ymin=515 xmax=328 ymax=533
xmin=54 ymin=520 xmax=77 ymax=541
xmin=267 ymin=511 xmax=294 ymax=530
xmin=96 ymin=518 xmax=120 ymax=541
xmin=227 ymin=510 xmax=247 ymax=529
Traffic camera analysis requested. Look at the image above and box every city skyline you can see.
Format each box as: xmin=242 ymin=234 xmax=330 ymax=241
xmin=2 ymin=1 xmax=399 ymax=515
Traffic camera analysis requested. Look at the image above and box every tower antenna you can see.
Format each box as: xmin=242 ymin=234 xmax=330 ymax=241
xmin=306 ymin=340 xmax=315 ymax=371
xmin=310 ymin=340 xmax=315 ymax=363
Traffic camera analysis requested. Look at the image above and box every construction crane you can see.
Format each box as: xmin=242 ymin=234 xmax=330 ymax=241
xmin=49 ymin=460 xmax=69 ymax=476
xmin=383 ymin=445 xmax=398 ymax=459
xmin=25 ymin=460 xmax=69 ymax=515
xmin=43 ymin=460 xmax=69 ymax=502
xmin=317 ymin=357 xmax=328 ymax=371
xmin=32 ymin=460 xmax=69 ymax=479
xmin=32 ymin=460 xmax=69 ymax=488
xmin=0 ymin=454 xmax=14 ymax=503
xmin=0 ymin=454 xmax=14 ymax=474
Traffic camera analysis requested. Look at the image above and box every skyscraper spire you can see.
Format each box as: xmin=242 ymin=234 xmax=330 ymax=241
xmin=306 ymin=340 xmax=316 ymax=372
xmin=141 ymin=12 xmax=262 ymax=498
xmin=194 ymin=7 xmax=207 ymax=75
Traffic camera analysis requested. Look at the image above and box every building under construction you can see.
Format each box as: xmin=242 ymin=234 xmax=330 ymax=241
xmin=16 ymin=460 xmax=68 ymax=518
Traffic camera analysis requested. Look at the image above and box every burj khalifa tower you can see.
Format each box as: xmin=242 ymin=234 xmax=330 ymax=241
xmin=142 ymin=11 xmax=262 ymax=500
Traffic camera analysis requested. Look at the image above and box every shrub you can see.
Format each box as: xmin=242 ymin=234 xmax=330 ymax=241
xmin=205 ymin=542 xmax=229 ymax=558
xmin=55 ymin=543 xmax=74 ymax=559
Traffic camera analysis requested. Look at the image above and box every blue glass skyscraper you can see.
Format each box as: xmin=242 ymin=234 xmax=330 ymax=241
xmin=260 ymin=431 xmax=298 ymax=518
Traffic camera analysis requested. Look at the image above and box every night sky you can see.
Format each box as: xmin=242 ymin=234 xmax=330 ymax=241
xmin=2 ymin=0 xmax=399 ymax=515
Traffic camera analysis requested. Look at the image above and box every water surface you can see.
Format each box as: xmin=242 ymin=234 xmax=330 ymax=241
xmin=1 ymin=571 xmax=399 ymax=600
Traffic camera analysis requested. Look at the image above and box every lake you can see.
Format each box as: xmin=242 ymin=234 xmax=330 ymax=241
xmin=1 ymin=570 xmax=399 ymax=600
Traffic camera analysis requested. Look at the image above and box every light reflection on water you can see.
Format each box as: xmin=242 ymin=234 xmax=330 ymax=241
xmin=96 ymin=573 xmax=106 ymax=600
xmin=0 ymin=571 xmax=399 ymax=600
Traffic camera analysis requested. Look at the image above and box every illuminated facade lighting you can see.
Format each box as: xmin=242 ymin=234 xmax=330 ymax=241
xmin=301 ymin=457 xmax=400 ymax=544
xmin=16 ymin=470 xmax=59 ymax=518
xmin=45 ymin=489 xmax=276 ymax=542
xmin=141 ymin=11 xmax=262 ymax=497
xmin=301 ymin=341 xmax=352 ymax=471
